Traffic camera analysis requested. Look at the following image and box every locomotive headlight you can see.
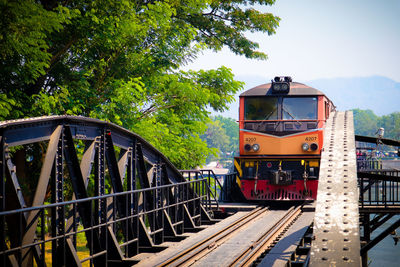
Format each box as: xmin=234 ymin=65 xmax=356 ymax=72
xmin=310 ymin=143 xmax=319 ymax=151
xmin=272 ymin=82 xmax=290 ymax=93
xmin=244 ymin=144 xmax=252 ymax=151
xmin=252 ymin=144 xmax=260 ymax=152
xmin=302 ymin=143 xmax=310 ymax=151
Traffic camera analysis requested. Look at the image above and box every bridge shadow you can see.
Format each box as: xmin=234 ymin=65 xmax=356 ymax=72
xmin=259 ymin=225 xmax=310 ymax=266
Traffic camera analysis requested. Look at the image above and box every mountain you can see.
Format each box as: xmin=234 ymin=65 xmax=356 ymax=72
xmin=307 ymin=76 xmax=400 ymax=116
xmin=212 ymin=75 xmax=400 ymax=119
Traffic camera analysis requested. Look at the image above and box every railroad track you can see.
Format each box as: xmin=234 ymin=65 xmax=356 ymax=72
xmin=158 ymin=206 xmax=269 ymax=267
xmin=229 ymin=205 xmax=303 ymax=267
xmin=158 ymin=205 xmax=303 ymax=267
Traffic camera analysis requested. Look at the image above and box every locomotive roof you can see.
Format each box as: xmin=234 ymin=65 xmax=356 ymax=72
xmin=240 ymin=82 xmax=326 ymax=97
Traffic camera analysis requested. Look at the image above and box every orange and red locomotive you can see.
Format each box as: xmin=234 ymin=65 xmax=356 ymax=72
xmin=234 ymin=76 xmax=335 ymax=201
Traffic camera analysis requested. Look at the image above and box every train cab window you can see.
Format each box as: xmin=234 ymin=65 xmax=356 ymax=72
xmin=282 ymin=97 xmax=317 ymax=120
xmin=245 ymin=97 xmax=278 ymax=120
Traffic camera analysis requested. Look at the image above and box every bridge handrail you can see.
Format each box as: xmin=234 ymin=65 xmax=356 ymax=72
xmin=180 ymin=169 xmax=223 ymax=209
xmin=0 ymin=179 xmax=207 ymax=217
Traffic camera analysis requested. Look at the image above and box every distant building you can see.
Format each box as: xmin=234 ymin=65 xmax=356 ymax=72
xmin=200 ymin=161 xmax=230 ymax=184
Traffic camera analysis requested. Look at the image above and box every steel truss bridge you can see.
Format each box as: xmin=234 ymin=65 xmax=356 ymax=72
xmin=1 ymin=114 xmax=399 ymax=266
xmin=0 ymin=116 xmax=220 ymax=266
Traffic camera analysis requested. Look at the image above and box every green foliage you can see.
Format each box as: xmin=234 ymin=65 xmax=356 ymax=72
xmin=0 ymin=1 xmax=79 ymax=86
xmin=379 ymin=112 xmax=400 ymax=140
xmin=32 ymin=87 xmax=84 ymax=116
xmin=353 ymin=109 xmax=400 ymax=140
xmin=0 ymin=0 xmax=279 ymax=169
xmin=202 ymin=120 xmax=230 ymax=156
xmin=353 ymin=109 xmax=379 ymax=136
xmin=0 ymin=93 xmax=21 ymax=120
xmin=213 ymin=115 xmax=239 ymax=152
xmin=201 ymin=116 xmax=239 ymax=167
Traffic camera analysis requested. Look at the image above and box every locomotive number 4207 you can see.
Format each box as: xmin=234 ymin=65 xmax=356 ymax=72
xmin=305 ymin=137 xmax=317 ymax=141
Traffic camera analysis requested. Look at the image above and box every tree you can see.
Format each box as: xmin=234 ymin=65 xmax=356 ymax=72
xmin=213 ymin=115 xmax=239 ymax=153
xmin=379 ymin=112 xmax=400 ymax=140
xmin=200 ymin=116 xmax=239 ymax=168
xmin=0 ymin=0 xmax=280 ymax=168
xmin=353 ymin=109 xmax=379 ymax=136
xmin=202 ymin=120 xmax=230 ymax=154
xmin=353 ymin=109 xmax=400 ymax=141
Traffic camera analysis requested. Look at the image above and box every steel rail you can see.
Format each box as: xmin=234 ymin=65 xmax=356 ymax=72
xmin=157 ymin=206 xmax=269 ymax=267
xmin=229 ymin=205 xmax=303 ymax=267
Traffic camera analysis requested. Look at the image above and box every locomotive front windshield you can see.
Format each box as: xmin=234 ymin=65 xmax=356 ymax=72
xmin=282 ymin=97 xmax=317 ymax=120
xmin=245 ymin=97 xmax=278 ymax=120
xmin=244 ymin=96 xmax=317 ymax=120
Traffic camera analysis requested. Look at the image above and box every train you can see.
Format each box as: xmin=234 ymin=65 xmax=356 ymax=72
xmin=233 ymin=76 xmax=335 ymax=201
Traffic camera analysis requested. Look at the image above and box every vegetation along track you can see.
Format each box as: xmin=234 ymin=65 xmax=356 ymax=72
xmin=158 ymin=206 xmax=270 ymax=267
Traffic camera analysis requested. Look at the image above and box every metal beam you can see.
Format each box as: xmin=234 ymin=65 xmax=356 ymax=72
xmin=310 ymin=111 xmax=361 ymax=265
xmin=355 ymin=135 xmax=400 ymax=147
xmin=371 ymin=214 xmax=395 ymax=232
xmin=358 ymin=171 xmax=400 ymax=182
xmin=361 ymin=218 xmax=400 ymax=254
xmin=104 ymin=132 xmax=137 ymax=257
xmin=21 ymin=125 xmax=63 ymax=267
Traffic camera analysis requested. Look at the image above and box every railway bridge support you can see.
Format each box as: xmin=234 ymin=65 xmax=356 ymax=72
xmin=0 ymin=116 xmax=217 ymax=266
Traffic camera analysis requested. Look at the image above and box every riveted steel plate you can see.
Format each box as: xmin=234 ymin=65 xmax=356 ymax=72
xmin=310 ymin=111 xmax=361 ymax=266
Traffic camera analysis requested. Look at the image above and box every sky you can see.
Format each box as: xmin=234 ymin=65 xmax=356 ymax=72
xmin=184 ymin=0 xmax=400 ymax=83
